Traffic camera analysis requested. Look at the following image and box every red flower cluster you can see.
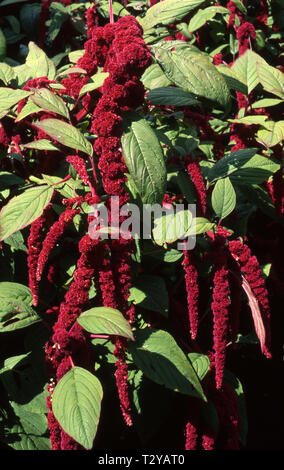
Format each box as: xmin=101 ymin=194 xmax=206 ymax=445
xmin=228 ymin=240 xmax=272 ymax=358
xmin=45 ymin=233 xmax=99 ymax=449
xmin=27 ymin=205 xmax=51 ymax=306
xmin=182 ymin=249 xmax=199 ymax=340
xmin=185 ymin=157 xmax=207 ymax=216
xmin=36 ymin=207 xmax=79 ymax=282
xmin=236 ymin=22 xmax=256 ymax=56
xmin=212 ymin=252 xmax=230 ymax=389
xmin=66 ymin=155 xmax=90 ymax=186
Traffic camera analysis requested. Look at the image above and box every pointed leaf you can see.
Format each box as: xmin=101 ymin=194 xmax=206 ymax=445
xmin=140 ymin=0 xmax=206 ymax=30
xmin=0 ymin=185 xmax=54 ymax=241
xmin=122 ymin=117 xmax=166 ymax=204
xmin=256 ymin=62 xmax=284 ymax=99
xmin=52 ymin=367 xmax=103 ymax=450
xmin=147 ymin=87 xmax=199 ymax=106
xmin=78 ymin=307 xmax=134 ymax=340
xmin=211 ymin=177 xmax=236 ymax=219
xmin=31 ymin=88 xmax=70 ymax=119
xmin=0 ymin=87 xmax=31 ymax=114
xmin=33 ymin=119 xmax=93 ymax=156
xmin=129 ymin=328 xmax=206 ymax=401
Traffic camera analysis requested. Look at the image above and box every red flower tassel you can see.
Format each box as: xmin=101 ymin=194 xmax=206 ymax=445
xmin=182 ymin=249 xmax=199 ymax=340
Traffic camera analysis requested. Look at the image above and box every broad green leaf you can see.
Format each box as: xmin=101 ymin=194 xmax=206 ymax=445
xmin=229 ymin=115 xmax=270 ymax=127
xmin=141 ymin=63 xmax=171 ymax=90
xmin=5 ymin=424 xmax=50 ymax=450
xmin=257 ymin=121 xmax=284 ymax=148
xmin=147 ymin=87 xmax=199 ymax=106
xmin=33 ymin=119 xmax=93 ymax=156
xmin=217 ymin=64 xmax=247 ymax=94
xmin=152 ymin=209 xmax=193 ymax=246
xmin=230 ymin=0 xmax=247 ymax=14
xmin=11 ymin=402 xmax=47 ymax=437
xmin=252 ymin=98 xmax=283 ymax=108
xmin=0 ymin=185 xmax=54 ymax=241
xmin=15 ymin=99 xmax=41 ymax=122
xmin=68 ymin=49 xmax=84 ymax=63
xmin=208 ymin=148 xmax=280 ymax=184
xmin=231 ymin=50 xmax=266 ymax=95
xmin=188 ymin=353 xmax=210 ymax=381
xmin=78 ymin=307 xmax=134 ymax=340
xmin=4 ymin=231 xmax=27 ymax=251
xmin=31 ymin=88 xmax=70 ymax=119
xmin=129 ymin=328 xmax=206 ymax=401
xmin=140 ymin=0 xmax=206 ymax=31
xmin=256 ymin=62 xmax=284 ymax=99
xmin=0 ymin=282 xmax=32 ymax=304
xmin=129 ymin=275 xmax=169 ymax=316
xmin=25 ymin=41 xmax=56 ymax=80
xmin=0 ymin=299 xmax=39 ymax=332
xmin=188 ymin=6 xmax=229 ymax=33
xmin=153 ymin=43 xmax=231 ymax=110
xmin=23 ymin=139 xmax=60 ymax=151
xmin=0 ymin=171 xmax=24 ymax=190
xmin=52 ymin=366 xmax=103 ymax=450
xmin=122 ymin=117 xmax=166 ymax=205
xmin=57 ymin=67 xmax=87 ymax=77
xmin=212 ymin=177 xmax=236 ymax=219
xmin=185 ymin=217 xmax=214 ymax=236
xmin=79 ymin=72 xmax=109 ymax=96
xmin=0 ymin=87 xmax=31 ymax=114
xmin=0 ymin=62 xmax=15 ymax=85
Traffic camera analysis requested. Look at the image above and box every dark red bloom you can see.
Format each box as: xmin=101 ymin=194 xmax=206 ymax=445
xmin=182 ymin=249 xmax=199 ymax=340
xmin=36 ymin=207 xmax=79 ymax=281
xmin=66 ymin=155 xmax=90 ymax=186
xmin=186 ymin=158 xmax=207 ymax=216
xmin=228 ymin=240 xmax=272 ymax=358
xmin=236 ymin=22 xmax=256 ymax=56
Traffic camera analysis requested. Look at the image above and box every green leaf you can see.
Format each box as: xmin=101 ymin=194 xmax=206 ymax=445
xmin=186 ymin=217 xmax=214 ymax=236
xmin=142 ymin=63 xmax=171 ymax=90
xmin=0 ymin=353 xmax=29 ymax=375
xmin=0 ymin=62 xmax=15 ymax=85
xmin=25 ymin=41 xmax=56 ymax=81
xmin=15 ymin=99 xmax=41 ymax=122
xmin=217 ymin=64 xmax=247 ymax=94
xmin=0 ymin=185 xmax=54 ymax=241
xmin=256 ymin=121 xmax=284 ymax=148
xmin=33 ymin=119 xmax=93 ymax=156
xmin=0 ymin=171 xmax=24 ymax=190
xmin=0 ymin=281 xmax=32 ymax=304
xmin=230 ymin=0 xmax=247 ymax=14
xmin=152 ymin=209 xmax=193 ymax=246
xmin=122 ymin=117 xmax=166 ymax=205
xmin=23 ymin=139 xmax=60 ymax=151
xmin=129 ymin=328 xmax=206 ymax=401
xmin=231 ymin=50 xmax=266 ymax=95
xmin=211 ymin=177 xmax=236 ymax=219
xmin=0 ymin=299 xmax=39 ymax=332
xmin=208 ymin=148 xmax=280 ymax=184
xmin=68 ymin=49 xmax=84 ymax=63
xmin=229 ymin=115 xmax=270 ymax=127
xmin=188 ymin=6 xmax=229 ymax=33
xmin=252 ymin=98 xmax=283 ymax=108
xmin=256 ymin=62 xmax=284 ymax=99
xmin=188 ymin=353 xmax=210 ymax=381
xmin=147 ymin=87 xmax=199 ymax=106
xmin=140 ymin=0 xmax=206 ymax=31
xmin=129 ymin=275 xmax=169 ymax=316
xmin=52 ymin=366 xmax=103 ymax=450
xmin=153 ymin=42 xmax=231 ymax=110
xmin=30 ymin=88 xmax=70 ymax=119
xmin=78 ymin=307 xmax=134 ymax=340
xmin=4 ymin=230 xmax=26 ymax=251
xmin=79 ymin=72 xmax=109 ymax=97
xmin=0 ymin=87 xmax=31 ymax=114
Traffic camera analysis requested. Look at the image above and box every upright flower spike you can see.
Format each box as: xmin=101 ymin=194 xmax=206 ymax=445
xmin=228 ymin=240 xmax=272 ymax=358
xmin=182 ymin=249 xmax=199 ymax=340
xmin=236 ymin=22 xmax=256 ymax=56
xmin=36 ymin=207 xmax=80 ymax=282
xmin=66 ymin=155 xmax=91 ymax=186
